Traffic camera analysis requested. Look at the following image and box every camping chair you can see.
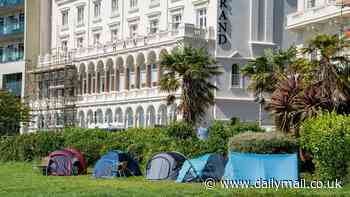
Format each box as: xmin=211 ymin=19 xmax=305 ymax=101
xmin=117 ymin=161 xmax=129 ymax=177
xmin=38 ymin=157 xmax=50 ymax=176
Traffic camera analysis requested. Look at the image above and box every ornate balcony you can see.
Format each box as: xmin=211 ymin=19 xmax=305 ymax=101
xmin=287 ymin=2 xmax=350 ymax=30
xmin=38 ymin=24 xmax=214 ymax=69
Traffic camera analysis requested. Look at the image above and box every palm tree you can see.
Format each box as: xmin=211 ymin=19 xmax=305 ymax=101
xmin=159 ymin=46 xmax=221 ymax=125
xmin=241 ymin=47 xmax=297 ymax=97
xmin=302 ymin=34 xmax=350 ymax=113
xmin=241 ymin=48 xmax=296 ymax=126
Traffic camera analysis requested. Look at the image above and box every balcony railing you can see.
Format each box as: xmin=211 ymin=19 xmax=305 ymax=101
xmin=0 ymin=51 xmax=24 ymax=63
xmin=0 ymin=0 xmax=24 ymax=7
xmin=287 ymin=2 xmax=350 ymax=29
xmin=38 ymin=24 xmax=214 ymax=69
xmin=0 ymin=22 xmax=24 ymax=36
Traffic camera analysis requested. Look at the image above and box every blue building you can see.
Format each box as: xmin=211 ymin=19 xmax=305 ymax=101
xmin=0 ymin=0 xmax=25 ymax=97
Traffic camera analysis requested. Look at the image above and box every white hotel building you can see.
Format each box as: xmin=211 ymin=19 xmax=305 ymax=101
xmin=28 ymin=0 xmax=289 ymax=131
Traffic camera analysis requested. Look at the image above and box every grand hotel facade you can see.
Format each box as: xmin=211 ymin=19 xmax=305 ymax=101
xmin=26 ymin=0 xmax=292 ymax=131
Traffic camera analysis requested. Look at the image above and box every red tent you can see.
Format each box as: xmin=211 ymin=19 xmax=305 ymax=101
xmin=45 ymin=148 xmax=87 ymax=176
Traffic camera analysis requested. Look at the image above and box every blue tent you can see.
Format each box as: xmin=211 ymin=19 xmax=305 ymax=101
xmin=93 ymin=150 xmax=142 ymax=178
xmin=223 ymin=152 xmax=298 ymax=185
xmin=176 ymin=154 xmax=226 ymax=183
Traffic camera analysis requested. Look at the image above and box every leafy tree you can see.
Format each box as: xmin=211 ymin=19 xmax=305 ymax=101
xmin=159 ymin=46 xmax=221 ymax=125
xmin=0 ymin=90 xmax=30 ymax=136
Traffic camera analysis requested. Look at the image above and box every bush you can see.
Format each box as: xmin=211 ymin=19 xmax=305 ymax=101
xmin=228 ymin=131 xmax=298 ymax=154
xmin=207 ymin=121 xmax=265 ymax=155
xmin=299 ymin=112 xmax=350 ymax=181
xmin=165 ymin=121 xmax=196 ymax=139
xmin=0 ymin=121 xmax=266 ymax=171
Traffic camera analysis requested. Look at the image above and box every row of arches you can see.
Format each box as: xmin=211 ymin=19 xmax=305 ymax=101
xmin=77 ymin=49 xmax=169 ymax=95
xmin=78 ymin=104 xmax=178 ymax=129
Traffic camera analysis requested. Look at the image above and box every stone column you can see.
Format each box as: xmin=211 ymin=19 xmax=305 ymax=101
xmin=147 ymin=64 xmax=152 ymax=88
xmin=105 ymin=71 xmax=109 ymax=92
xmin=157 ymin=64 xmax=162 ymax=86
xmin=136 ymin=66 xmax=140 ymax=89
xmin=125 ymin=68 xmax=129 ymax=90
xmin=115 ymin=70 xmax=120 ymax=91
xmin=95 ymin=73 xmax=99 ymax=93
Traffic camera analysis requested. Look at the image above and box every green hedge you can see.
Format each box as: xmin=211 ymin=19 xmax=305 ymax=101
xmin=207 ymin=121 xmax=265 ymax=155
xmin=0 ymin=121 xmax=265 ymax=171
xmin=300 ymin=112 xmax=350 ymax=181
xmin=228 ymin=131 xmax=298 ymax=154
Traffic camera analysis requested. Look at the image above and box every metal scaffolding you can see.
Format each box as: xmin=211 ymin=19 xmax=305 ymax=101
xmin=27 ymin=49 xmax=79 ymax=131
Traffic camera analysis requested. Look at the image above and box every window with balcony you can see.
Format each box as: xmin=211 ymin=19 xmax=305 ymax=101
xmin=2 ymin=73 xmax=22 ymax=97
xmin=111 ymin=0 xmax=119 ymax=14
xmin=61 ymin=40 xmax=68 ymax=51
xmin=94 ymin=0 xmax=101 ymax=18
xmin=129 ymin=24 xmax=138 ymax=38
xmin=77 ymin=6 xmax=84 ymax=25
xmin=306 ymin=0 xmax=316 ymax=9
xmin=0 ymin=47 xmax=3 ymax=62
xmin=111 ymin=28 xmax=119 ymax=42
xmin=150 ymin=0 xmax=160 ymax=8
xmin=76 ymin=37 xmax=84 ymax=48
xmin=231 ymin=64 xmax=240 ymax=87
xmin=149 ymin=19 xmax=159 ymax=34
xmin=151 ymin=64 xmax=158 ymax=86
xmin=197 ymin=8 xmax=207 ymax=28
xmin=172 ymin=14 xmax=182 ymax=30
xmin=0 ymin=17 xmax=4 ymax=35
xmin=130 ymin=0 xmax=138 ymax=9
xmin=62 ymin=10 xmax=69 ymax=27
xmin=93 ymin=33 xmax=101 ymax=45
xmin=18 ymin=43 xmax=24 ymax=59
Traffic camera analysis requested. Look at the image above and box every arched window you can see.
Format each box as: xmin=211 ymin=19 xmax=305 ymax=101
xmin=136 ymin=107 xmax=145 ymax=128
xmin=128 ymin=66 xmax=135 ymax=89
xmin=231 ymin=64 xmax=240 ymax=87
xmin=78 ymin=111 xmax=85 ymax=128
xmin=146 ymin=106 xmax=156 ymax=127
xmin=158 ymin=105 xmax=167 ymax=126
xmin=105 ymin=109 xmax=113 ymax=124
xmin=169 ymin=105 xmax=177 ymax=123
xmin=115 ymin=108 xmax=123 ymax=125
xmin=96 ymin=109 xmax=103 ymax=124
xmin=151 ymin=64 xmax=158 ymax=86
xmin=38 ymin=114 xmax=44 ymax=129
xmin=87 ymin=110 xmax=94 ymax=125
xmin=125 ymin=108 xmax=134 ymax=128
xmin=140 ymin=64 xmax=147 ymax=88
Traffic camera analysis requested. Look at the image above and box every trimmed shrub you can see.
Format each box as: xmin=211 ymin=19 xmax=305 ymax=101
xmin=299 ymin=112 xmax=350 ymax=181
xmin=207 ymin=121 xmax=265 ymax=155
xmin=228 ymin=131 xmax=298 ymax=154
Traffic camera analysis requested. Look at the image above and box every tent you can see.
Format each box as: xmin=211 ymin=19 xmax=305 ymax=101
xmin=45 ymin=148 xmax=87 ymax=176
xmin=93 ymin=150 xmax=142 ymax=178
xmin=176 ymin=154 xmax=226 ymax=183
xmin=223 ymin=152 xmax=298 ymax=185
xmin=146 ymin=152 xmax=186 ymax=180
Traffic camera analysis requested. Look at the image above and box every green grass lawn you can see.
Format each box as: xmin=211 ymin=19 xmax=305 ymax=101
xmin=0 ymin=163 xmax=349 ymax=197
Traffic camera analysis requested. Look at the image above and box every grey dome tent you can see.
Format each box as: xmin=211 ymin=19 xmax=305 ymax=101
xmin=146 ymin=152 xmax=186 ymax=180
xmin=176 ymin=154 xmax=226 ymax=183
